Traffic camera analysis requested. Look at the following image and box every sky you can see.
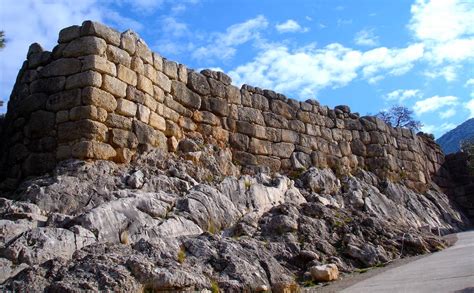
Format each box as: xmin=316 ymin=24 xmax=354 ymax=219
xmin=1 ymin=0 xmax=473 ymax=138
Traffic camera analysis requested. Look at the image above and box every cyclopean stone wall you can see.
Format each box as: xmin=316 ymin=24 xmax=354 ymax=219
xmin=0 ymin=21 xmax=447 ymax=191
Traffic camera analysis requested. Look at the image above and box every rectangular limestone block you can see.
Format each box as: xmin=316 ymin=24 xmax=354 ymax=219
xmin=249 ymin=138 xmax=272 ymax=155
xmin=82 ymin=86 xmax=117 ymax=112
xmin=102 ymin=75 xmax=127 ymax=98
xmin=193 ymin=111 xmax=220 ymax=126
xmin=81 ymin=55 xmax=116 ymax=76
xmin=120 ymin=30 xmax=137 ymax=55
xmin=65 ymin=70 xmax=102 ymax=90
xmin=57 ymin=119 xmax=108 ymax=143
xmin=136 ymin=39 xmax=153 ymax=64
xmin=153 ymin=52 xmax=163 ymax=71
xmin=40 ymin=58 xmax=82 ymax=77
xmin=106 ymin=113 xmax=132 ymax=130
xmin=149 ymin=112 xmax=166 ymax=131
xmin=69 ymin=105 xmax=106 ymax=122
xmin=164 ymin=95 xmax=193 ymax=118
xmin=226 ymin=85 xmax=241 ymax=105
xmin=58 ymin=25 xmax=81 ymax=43
xmin=236 ymin=121 xmax=266 ymax=140
xmin=63 ymin=36 xmax=107 ymax=58
xmin=106 ymin=45 xmax=131 ymax=67
xmin=117 ymin=64 xmax=137 ymax=86
xmin=281 ymin=129 xmax=299 ymax=144
xmin=272 ymin=142 xmax=295 ymax=158
xmin=137 ymin=104 xmax=150 ymax=124
xmin=137 ymin=75 xmax=154 ymax=96
xmin=72 ymin=140 xmax=116 ymax=160
xmin=170 ymin=80 xmax=201 ymax=109
xmin=156 ymin=71 xmax=171 ymax=93
xmin=131 ymin=56 xmax=144 ymax=75
xmin=81 ymin=21 xmax=121 ymax=46
xmin=30 ymin=76 xmax=66 ymax=94
xmin=144 ymin=94 xmax=158 ymax=111
xmin=257 ymin=155 xmax=281 ymax=172
xmin=163 ymin=59 xmax=178 ymax=80
xmin=144 ymin=64 xmax=158 ymax=84
xmin=110 ymin=128 xmax=138 ymax=149
xmin=178 ymin=64 xmax=187 ymax=83
xmin=116 ymin=98 xmax=137 ymax=117
xmin=46 ymin=88 xmax=81 ymax=112
xmin=178 ymin=116 xmax=197 ymax=131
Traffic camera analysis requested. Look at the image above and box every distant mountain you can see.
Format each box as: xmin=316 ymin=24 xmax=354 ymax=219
xmin=436 ymin=118 xmax=474 ymax=154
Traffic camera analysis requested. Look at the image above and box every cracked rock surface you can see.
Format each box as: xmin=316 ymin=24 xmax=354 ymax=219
xmin=0 ymin=144 xmax=470 ymax=292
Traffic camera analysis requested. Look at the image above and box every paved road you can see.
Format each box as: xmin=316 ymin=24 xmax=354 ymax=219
xmin=342 ymin=231 xmax=474 ymax=293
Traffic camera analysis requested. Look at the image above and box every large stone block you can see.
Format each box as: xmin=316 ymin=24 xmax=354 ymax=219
xmin=144 ymin=63 xmax=158 ymax=84
xmin=110 ymin=128 xmax=138 ymax=149
xmin=238 ymin=107 xmax=265 ymax=125
xmin=82 ymin=86 xmax=117 ymax=112
xmin=22 ymin=153 xmax=56 ymax=175
xmin=116 ymin=98 xmax=137 ymax=117
xmin=230 ymin=133 xmax=249 ymax=151
xmin=81 ymin=55 xmax=116 ymax=76
xmin=17 ymin=93 xmax=48 ymax=115
xmin=58 ymin=25 xmax=81 ymax=43
xmin=232 ymin=151 xmax=257 ymax=165
xmin=257 ymin=155 xmax=281 ymax=172
xmin=137 ymin=104 xmax=150 ymax=123
xmin=236 ymin=121 xmax=266 ymax=139
xmin=136 ymin=39 xmax=153 ymax=64
xmin=163 ymin=59 xmax=178 ymax=80
xmin=281 ymin=129 xmax=299 ymax=144
xmin=226 ymin=85 xmax=241 ymax=104
xmin=133 ymin=120 xmax=157 ymax=145
xmin=63 ymin=36 xmax=107 ymax=57
xmin=252 ymin=94 xmax=269 ymax=111
xmin=57 ymin=119 xmax=108 ymax=143
xmin=208 ymin=78 xmax=226 ymax=97
xmin=263 ymin=112 xmax=288 ymax=128
xmin=178 ymin=64 xmax=187 ymax=83
xmin=188 ymin=71 xmax=210 ymax=95
xmin=137 ymin=75 xmax=154 ymax=96
xmin=157 ymin=71 xmax=171 ymax=93
xmin=102 ymin=75 xmax=127 ymax=98
xmin=27 ymin=110 xmax=55 ymax=138
xmin=171 ymin=80 xmax=201 ymax=109
xmin=272 ymin=142 xmax=295 ymax=158
xmin=71 ymin=141 xmax=116 ymax=160
xmin=193 ymin=111 xmax=220 ymax=126
xmin=178 ymin=116 xmax=197 ymax=131
xmin=249 ymin=138 xmax=271 ymax=155
xmin=69 ymin=105 xmax=103 ymax=121
xmin=106 ymin=45 xmax=131 ymax=67
xmin=30 ymin=76 xmax=65 ymax=94
xmin=149 ymin=112 xmax=166 ymax=131
xmin=117 ymin=64 xmax=137 ymax=86
xmin=46 ymin=88 xmax=81 ymax=112
xmin=65 ymin=70 xmax=102 ymax=90
xmin=81 ymin=21 xmax=121 ymax=46
xmin=40 ymin=58 xmax=81 ymax=77
xmin=271 ymin=99 xmax=296 ymax=119
xmin=105 ymin=113 xmax=132 ymax=129
xmin=120 ymin=30 xmax=138 ymax=55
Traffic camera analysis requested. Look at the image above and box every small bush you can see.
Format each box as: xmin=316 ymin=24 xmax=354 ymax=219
xmin=177 ymin=246 xmax=186 ymax=264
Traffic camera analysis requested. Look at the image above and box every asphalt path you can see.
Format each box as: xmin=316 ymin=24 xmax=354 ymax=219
xmin=342 ymin=231 xmax=474 ymax=293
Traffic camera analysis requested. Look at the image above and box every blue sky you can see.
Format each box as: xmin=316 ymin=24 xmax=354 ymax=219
xmin=1 ymin=0 xmax=473 ymax=138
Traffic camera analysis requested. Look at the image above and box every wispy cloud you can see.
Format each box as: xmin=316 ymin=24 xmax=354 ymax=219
xmin=440 ymin=108 xmax=456 ymax=119
xmin=275 ymin=20 xmax=309 ymax=33
xmin=413 ymin=95 xmax=459 ymax=115
xmin=384 ymin=89 xmax=421 ymax=103
xmin=192 ymin=15 xmax=269 ymax=61
xmin=354 ymin=29 xmax=379 ymax=47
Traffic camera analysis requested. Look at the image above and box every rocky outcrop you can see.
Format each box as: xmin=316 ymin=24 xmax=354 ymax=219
xmin=0 ymin=145 xmax=469 ymax=291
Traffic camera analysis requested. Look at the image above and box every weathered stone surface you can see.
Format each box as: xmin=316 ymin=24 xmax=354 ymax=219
xmin=57 ymin=119 xmax=108 ymax=143
xmin=30 ymin=76 xmax=65 ymax=94
xmin=188 ymin=71 xmax=210 ymax=95
xmin=81 ymin=20 xmax=121 ymax=46
xmin=40 ymin=58 xmax=81 ymax=77
xmin=65 ymin=70 xmax=102 ymax=90
xmin=171 ymin=81 xmax=201 ymax=109
xmin=249 ymin=138 xmax=272 ymax=155
xmin=178 ymin=64 xmax=187 ymax=83
xmin=102 ymin=75 xmax=127 ymax=98
xmin=58 ymin=25 xmax=81 ymax=43
xmin=120 ymin=30 xmax=138 ymax=55
xmin=116 ymin=98 xmax=137 ymax=117
xmin=63 ymin=36 xmax=107 ymax=57
xmin=81 ymin=55 xmax=116 ymax=76
xmin=111 ymin=129 xmax=139 ymax=149
xmin=117 ymin=64 xmax=137 ymax=86
xmin=310 ymin=264 xmax=339 ymax=282
xmin=106 ymin=113 xmax=132 ymax=129
xmin=236 ymin=121 xmax=266 ymax=139
xmin=272 ymin=142 xmax=295 ymax=159
xmin=137 ymin=104 xmax=151 ymax=123
xmin=163 ymin=59 xmax=178 ymax=80
xmin=46 ymin=89 xmax=81 ymax=112
xmin=271 ymin=100 xmax=296 ymax=119
xmin=72 ymin=140 xmax=116 ymax=159
xmin=106 ymin=45 xmax=131 ymax=67
xmin=27 ymin=110 xmax=55 ymax=138
xmin=136 ymin=39 xmax=153 ymax=64
xmin=82 ymin=86 xmax=117 ymax=112
xmin=137 ymin=75 xmax=154 ymax=96
xmin=69 ymin=105 xmax=102 ymax=121
xmin=238 ymin=107 xmax=265 ymax=125
xmin=157 ymin=71 xmax=172 ymax=93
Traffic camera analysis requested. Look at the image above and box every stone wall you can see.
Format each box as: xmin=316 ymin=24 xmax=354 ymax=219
xmin=0 ymin=21 xmax=448 ymax=191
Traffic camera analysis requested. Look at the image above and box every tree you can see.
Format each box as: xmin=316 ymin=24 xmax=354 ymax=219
xmin=376 ymin=105 xmax=422 ymax=131
xmin=0 ymin=31 xmax=5 ymax=49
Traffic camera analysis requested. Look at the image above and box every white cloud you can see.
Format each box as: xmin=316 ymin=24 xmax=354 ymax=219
xmin=275 ymin=19 xmax=308 ymax=33
xmin=424 ymin=65 xmax=459 ymax=82
xmin=192 ymin=15 xmax=269 ymax=61
xmin=354 ymin=29 xmax=379 ymax=47
xmin=440 ymin=108 xmax=456 ymax=119
xmin=413 ymin=95 xmax=459 ymax=115
xmin=465 ymin=79 xmax=474 ymax=87
xmin=360 ymin=43 xmax=425 ymax=83
xmin=161 ymin=17 xmax=189 ymax=37
xmin=409 ymin=0 xmax=474 ymax=42
xmin=384 ymin=89 xmax=420 ymax=103
xmin=422 ymin=122 xmax=456 ymax=135
xmin=465 ymin=99 xmax=474 ymax=118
